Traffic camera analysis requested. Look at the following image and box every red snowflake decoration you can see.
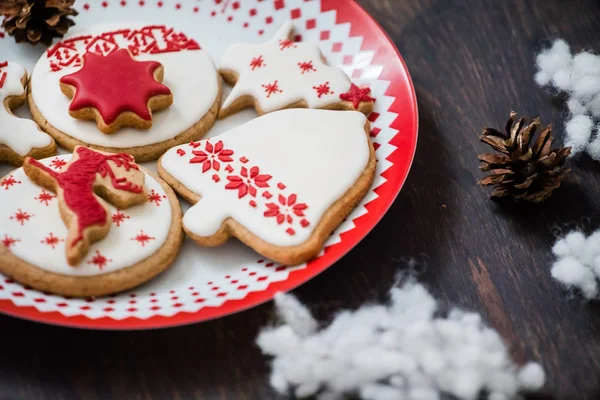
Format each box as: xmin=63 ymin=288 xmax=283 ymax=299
xmin=279 ymin=39 xmax=297 ymax=50
xmin=112 ymin=210 xmax=130 ymax=227
xmin=41 ymin=233 xmax=63 ymax=249
xmin=262 ymin=80 xmax=282 ymax=98
xmin=176 ymin=148 xmax=186 ymax=157
xmin=50 ymin=158 xmax=68 ymax=170
xmin=10 ymin=209 xmax=33 ymax=226
xmin=2 ymin=234 xmax=19 ymax=250
xmin=35 ymin=190 xmax=56 ymax=206
xmin=189 ymin=140 xmax=234 ymax=173
xmin=1 ymin=175 xmax=21 ymax=190
xmin=226 ymin=166 xmax=272 ymax=198
xmin=313 ymin=81 xmax=333 ymax=98
xmin=264 ymin=194 xmax=308 ymax=226
xmin=250 ymin=55 xmax=266 ymax=70
xmin=298 ymin=61 xmax=316 ymax=74
xmin=87 ymin=250 xmax=112 ymax=270
xmin=339 ymin=84 xmax=375 ymax=109
xmin=148 ymin=189 xmax=165 ymax=206
xmin=131 ymin=230 xmax=155 ymax=247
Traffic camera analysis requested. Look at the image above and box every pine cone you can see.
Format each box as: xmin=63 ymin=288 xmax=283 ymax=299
xmin=0 ymin=0 xmax=78 ymax=46
xmin=478 ymin=111 xmax=571 ymax=203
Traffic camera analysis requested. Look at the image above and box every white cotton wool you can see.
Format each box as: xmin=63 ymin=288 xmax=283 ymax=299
xmin=565 ymin=115 xmax=594 ymax=153
xmin=535 ymin=39 xmax=571 ymax=86
xmin=258 ymin=280 xmax=545 ymax=400
xmin=551 ymin=228 xmax=600 ymax=299
xmin=536 ymin=40 xmax=600 ymax=159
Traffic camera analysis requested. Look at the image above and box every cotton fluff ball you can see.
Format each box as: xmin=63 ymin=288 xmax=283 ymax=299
xmin=535 ymin=39 xmax=571 ymax=86
xmin=517 ymin=362 xmax=546 ymax=391
xmin=551 ymin=257 xmax=597 ymax=298
xmin=567 ymin=98 xmax=588 ymax=115
xmin=258 ymin=281 xmax=545 ymax=400
xmin=552 ymin=229 xmax=600 ymax=299
xmin=565 ymin=115 xmax=594 ymax=154
xmin=535 ymin=39 xmax=600 ymax=158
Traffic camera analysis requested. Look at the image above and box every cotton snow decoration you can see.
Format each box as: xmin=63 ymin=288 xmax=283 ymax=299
xmin=535 ymin=39 xmax=600 ymax=159
xmin=257 ymin=280 xmax=545 ymax=400
xmin=552 ymin=230 xmax=600 ymax=299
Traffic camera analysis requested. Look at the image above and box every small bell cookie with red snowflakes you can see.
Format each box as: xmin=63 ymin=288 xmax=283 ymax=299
xmin=28 ymin=23 xmax=222 ymax=162
xmin=158 ymin=109 xmax=376 ymax=266
xmin=0 ymin=146 xmax=183 ymax=297
xmin=218 ymin=21 xmax=375 ymax=118
xmin=0 ymin=61 xmax=56 ymax=166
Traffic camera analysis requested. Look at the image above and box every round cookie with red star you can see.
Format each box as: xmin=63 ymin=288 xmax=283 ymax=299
xmin=0 ymin=147 xmax=183 ymax=298
xmin=28 ymin=23 xmax=222 ymax=162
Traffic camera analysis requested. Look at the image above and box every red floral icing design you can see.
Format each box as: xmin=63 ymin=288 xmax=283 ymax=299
xmin=60 ymin=49 xmax=171 ymax=124
xmin=10 ymin=209 xmax=33 ymax=226
xmin=47 ymin=25 xmax=200 ymax=72
xmin=298 ymin=61 xmax=316 ymax=74
xmin=112 ymin=210 xmax=130 ymax=227
xmin=279 ymin=39 xmax=297 ymax=50
xmin=313 ymin=81 xmax=333 ymax=98
xmin=50 ymin=158 xmax=67 ymax=170
xmin=189 ymin=140 xmax=234 ymax=173
xmin=339 ymin=84 xmax=375 ymax=109
xmin=2 ymin=234 xmax=19 ymax=249
xmin=41 ymin=233 xmax=63 ymax=249
xmin=87 ymin=250 xmax=111 ymax=270
xmin=250 ymin=55 xmax=266 ymax=70
xmin=148 ymin=189 xmax=165 ymax=206
xmin=262 ymin=80 xmax=282 ymax=98
xmin=181 ymin=137 xmax=313 ymax=237
xmin=264 ymin=194 xmax=308 ymax=226
xmin=35 ymin=190 xmax=56 ymax=206
xmin=1 ymin=175 xmax=21 ymax=190
xmin=131 ymin=230 xmax=155 ymax=247
xmin=225 ymin=166 xmax=272 ymax=198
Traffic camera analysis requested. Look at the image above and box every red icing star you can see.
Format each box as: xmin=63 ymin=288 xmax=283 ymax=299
xmin=339 ymin=84 xmax=375 ymax=109
xmin=2 ymin=234 xmax=19 ymax=250
xmin=131 ymin=230 xmax=155 ymax=247
xmin=60 ymin=49 xmax=172 ymax=124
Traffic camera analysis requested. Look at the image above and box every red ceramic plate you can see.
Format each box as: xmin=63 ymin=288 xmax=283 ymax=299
xmin=0 ymin=0 xmax=418 ymax=329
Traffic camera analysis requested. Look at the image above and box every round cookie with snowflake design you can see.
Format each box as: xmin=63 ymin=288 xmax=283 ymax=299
xmin=218 ymin=21 xmax=375 ymax=118
xmin=0 ymin=61 xmax=56 ymax=166
xmin=28 ymin=23 xmax=221 ymax=162
xmin=158 ymin=109 xmax=375 ymax=266
xmin=0 ymin=148 xmax=183 ymax=297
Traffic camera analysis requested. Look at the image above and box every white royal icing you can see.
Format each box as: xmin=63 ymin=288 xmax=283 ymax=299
xmin=0 ymin=155 xmax=172 ymax=277
xmin=30 ymin=23 xmax=219 ymax=148
xmin=161 ymin=109 xmax=370 ymax=247
xmin=0 ymin=62 xmax=52 ymax=157
xmin=220 ymin=21 xmax=352 ymax=114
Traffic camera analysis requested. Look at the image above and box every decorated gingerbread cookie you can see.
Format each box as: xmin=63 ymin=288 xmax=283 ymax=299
xmin=59 ymin=48 xmax=173 ymax=134
xmin=28 ymin=23 xmax=221 ymax=162
xmin=0 ymin=61 xmax=56 ymax=166
xmin=0 ymin=148 xmax=183 ymax=297
xmin=218 ymin=21 xmax=375 ymax=119
xmin=158 ymin=109 xmax=375 ymax=265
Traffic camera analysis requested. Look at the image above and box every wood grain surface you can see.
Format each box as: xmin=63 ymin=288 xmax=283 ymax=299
xmin=2 ymin=0 xmax=600 ymax=399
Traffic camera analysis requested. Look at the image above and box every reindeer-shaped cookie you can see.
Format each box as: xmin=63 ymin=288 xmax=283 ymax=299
xmin=23 ymin=146 xmax=147 ymax=265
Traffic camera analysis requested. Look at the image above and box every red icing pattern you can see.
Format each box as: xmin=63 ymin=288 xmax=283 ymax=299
xmin=0 ymin=61 xmax=7 ymax=89
xmin=262 ymin=80 xmax=282 ymax=97
xmin=339 ymin=83 xmax=375 ymax=109
xmin=182 ymin=138 xmax=311 ymax=236
xmin=2 ymin=234 xmax=19 ymax=249
xmin=1 ymin=175 xmax=21 ymax=190
xmin=47 ymin=25 xmax=200 ymax=72
xmin=60 ymin=49 xmax=171 ymax=124
xmin=279 ymin=39 xmax=296 ymax=50
xmin=298 ymin=61 xmax=316 ymax=74
xmin=250 ymin=55 xmax=266 ymax=70
xmin=26 ymin=148 xmax=143 ymax=248
xmin=313 ymin=81 xmax=333 ymax=98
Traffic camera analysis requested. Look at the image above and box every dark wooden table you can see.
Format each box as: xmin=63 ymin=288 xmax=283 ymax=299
xmin=2 ymin=1 xmax=600 ymax=399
